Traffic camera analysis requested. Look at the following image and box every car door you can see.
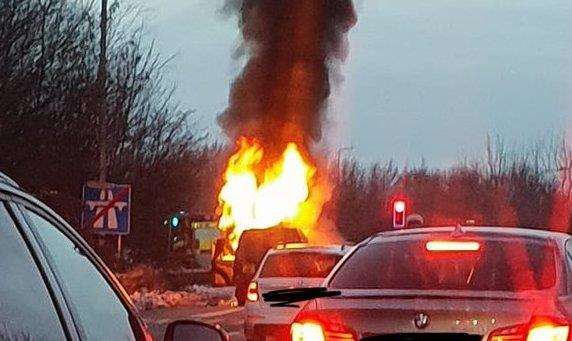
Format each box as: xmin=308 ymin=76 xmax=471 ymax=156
xmin=14 ymin=199 xmax=150 ymax=340
xmin=0 ymin=197 xmax=70 ymax=340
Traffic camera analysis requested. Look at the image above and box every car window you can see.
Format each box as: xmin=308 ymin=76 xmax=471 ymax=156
xmin=0 ymin=203 xmax=66 ymax=340
xmin=260 ymin=252 xmax=342 ymax=278
xmin=24 ymin=209 xmax=137 ymax=341
xmin=329 ymin=237 xmax=556 ymax=292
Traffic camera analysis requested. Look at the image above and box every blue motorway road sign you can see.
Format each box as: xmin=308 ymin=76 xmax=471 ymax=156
xmin=82 ymin=182 xmax=131 ymax=235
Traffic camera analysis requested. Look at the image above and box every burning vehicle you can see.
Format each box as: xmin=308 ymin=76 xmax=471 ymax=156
xmin=210 ymin=0 xmax=357 ymax=295
xmin=211 ymin=139 xmax=316 ymax=289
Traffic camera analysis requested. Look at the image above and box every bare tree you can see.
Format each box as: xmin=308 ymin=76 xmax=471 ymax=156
xmin=485 ymin=133 xmax=508 ymax=187
xmin=0 ymin=0 xmax=214 ymax=263
xmin=556 ymin=136 xmax=572 ymax=199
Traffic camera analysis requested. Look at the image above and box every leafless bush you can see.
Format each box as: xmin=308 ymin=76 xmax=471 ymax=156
xmin=332 ymin=134 xmax=570 ymax=241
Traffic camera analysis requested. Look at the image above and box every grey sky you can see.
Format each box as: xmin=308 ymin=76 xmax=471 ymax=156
xmin=129 ymin=0 xmax=572 ymax=167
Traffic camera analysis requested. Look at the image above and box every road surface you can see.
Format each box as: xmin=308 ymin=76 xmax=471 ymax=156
xmin=142 ymin=305 xmax=246 ymax=340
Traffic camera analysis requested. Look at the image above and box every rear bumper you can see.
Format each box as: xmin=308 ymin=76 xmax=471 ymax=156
xmin=245 ymin=306 xmax=296 ymax=341
xmin=245 ymin=304 xmax=299 ymax=327
xmin=245 ymin=323 xmax=290 ymax=341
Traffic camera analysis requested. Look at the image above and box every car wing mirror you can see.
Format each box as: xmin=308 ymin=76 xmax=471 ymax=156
xmin=164 ymin=320 xmax=229 ymax=341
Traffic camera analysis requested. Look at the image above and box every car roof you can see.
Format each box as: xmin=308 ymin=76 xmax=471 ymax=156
xmin=0 ymin=173 xmax=75 ymax=233
xmin=369 ymin=226 xmax=571 ymax=245
xmin=239 ymin=225 xmax=303 ymax=239
xmin=0 ymin=171 xmax=20 ymax=188
xmin=269 ymin=243 xmax=349 ymax=255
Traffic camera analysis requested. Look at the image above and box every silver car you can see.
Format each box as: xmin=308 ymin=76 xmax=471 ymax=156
xmin=281 ymin=227 xmax=572 ymax=341
xmin=246 ymin=243 xmax=349 ymax=340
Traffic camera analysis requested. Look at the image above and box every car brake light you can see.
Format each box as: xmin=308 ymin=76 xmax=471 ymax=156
xmin=291 ymin=319 xmax=355 ymax=341
xmin=425 ymin=240 xmax=480 ymax=252
xmin=291 ymin=321 xmax=325 ymax=341
xmin=489 ymin=316 xmax=569 ymax=341
xmin=527 ymin=323 xmax=569 ymax=341
xmin=246 ymin=281 xmax=259 ymax=302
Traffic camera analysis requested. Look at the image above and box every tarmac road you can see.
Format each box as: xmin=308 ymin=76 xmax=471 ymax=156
xmin=142 ymin=305 xmax=246 ymax=340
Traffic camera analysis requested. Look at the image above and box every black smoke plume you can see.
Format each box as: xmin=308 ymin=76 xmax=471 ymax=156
xmin=219 ymin=0 xmax=356 ymax=160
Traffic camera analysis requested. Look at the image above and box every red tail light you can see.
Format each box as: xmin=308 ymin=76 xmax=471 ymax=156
xmin=291 ymin=312 xmax=356 ymax=341
xmin=489 ymin=316 xmax=569 ymax=341
xmin=291 ymin=321 xmax=325 ymax=341
xmin=246 ymin=281 xmax=259 ymax=302
xmin=291 ymin=321 xmax=355 ymax=341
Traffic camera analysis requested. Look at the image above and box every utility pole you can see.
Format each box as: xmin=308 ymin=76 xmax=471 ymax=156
xmin=96 ymin=0 xmax=108 ymax=184
xmin=95 ymin=0 xmax=119 ymax=262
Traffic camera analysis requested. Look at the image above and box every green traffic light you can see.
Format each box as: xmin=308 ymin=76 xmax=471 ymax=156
xmin=171 ymin=216 xmax=180 ymax=228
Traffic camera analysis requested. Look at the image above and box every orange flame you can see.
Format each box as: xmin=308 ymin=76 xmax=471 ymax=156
xmin=218 ymin=138 xmax=316 ymax=249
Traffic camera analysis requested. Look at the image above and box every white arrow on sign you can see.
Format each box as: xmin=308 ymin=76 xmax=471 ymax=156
xmin=86 ymin=189 xmax=128 ymax=229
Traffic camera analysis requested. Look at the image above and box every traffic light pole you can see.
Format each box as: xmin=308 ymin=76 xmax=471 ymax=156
xmin=168 ymin=226 xmax=172 ymax=254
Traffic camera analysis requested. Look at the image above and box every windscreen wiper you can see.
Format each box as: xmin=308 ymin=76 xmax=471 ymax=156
xmin=262 ymin=287 xmax=341 ymax=307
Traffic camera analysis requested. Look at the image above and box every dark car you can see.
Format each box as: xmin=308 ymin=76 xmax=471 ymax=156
xmin=283 ymin=226 xmax=572 ymax=341
xmin=233 ymin=226 xmax=307 ymax=305
xmin=0 ymin=172 xmax=227 ymax=341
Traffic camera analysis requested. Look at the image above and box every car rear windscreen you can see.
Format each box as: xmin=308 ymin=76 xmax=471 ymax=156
xmin=260 ymin=252 xmax=343 ymax=278
xmin=329 ymin=237 xmax=556 ymax=291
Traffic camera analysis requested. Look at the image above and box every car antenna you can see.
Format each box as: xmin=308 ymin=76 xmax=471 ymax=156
xmin=451 ymin=223 xmax=465 ymax=237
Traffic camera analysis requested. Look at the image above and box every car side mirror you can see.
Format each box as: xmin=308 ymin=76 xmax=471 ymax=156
xmin=164 ymin=320 xmax=228 ymax=341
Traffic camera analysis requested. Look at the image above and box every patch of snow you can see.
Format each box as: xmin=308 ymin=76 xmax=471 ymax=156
xmin=131 ymin=285 xmax=237 ymax=311
xmin=165 ymin=267 xmax=211 ymax=274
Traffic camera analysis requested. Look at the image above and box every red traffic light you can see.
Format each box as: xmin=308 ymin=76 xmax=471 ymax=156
xmin=393 ymin=200 xmax=406 ymax=228
xmin=394 ymin=200 xmax=405 ymax=213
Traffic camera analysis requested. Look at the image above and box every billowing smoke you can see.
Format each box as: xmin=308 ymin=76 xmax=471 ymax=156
xmin=219 ymin=0 xmax=356 ymax=160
